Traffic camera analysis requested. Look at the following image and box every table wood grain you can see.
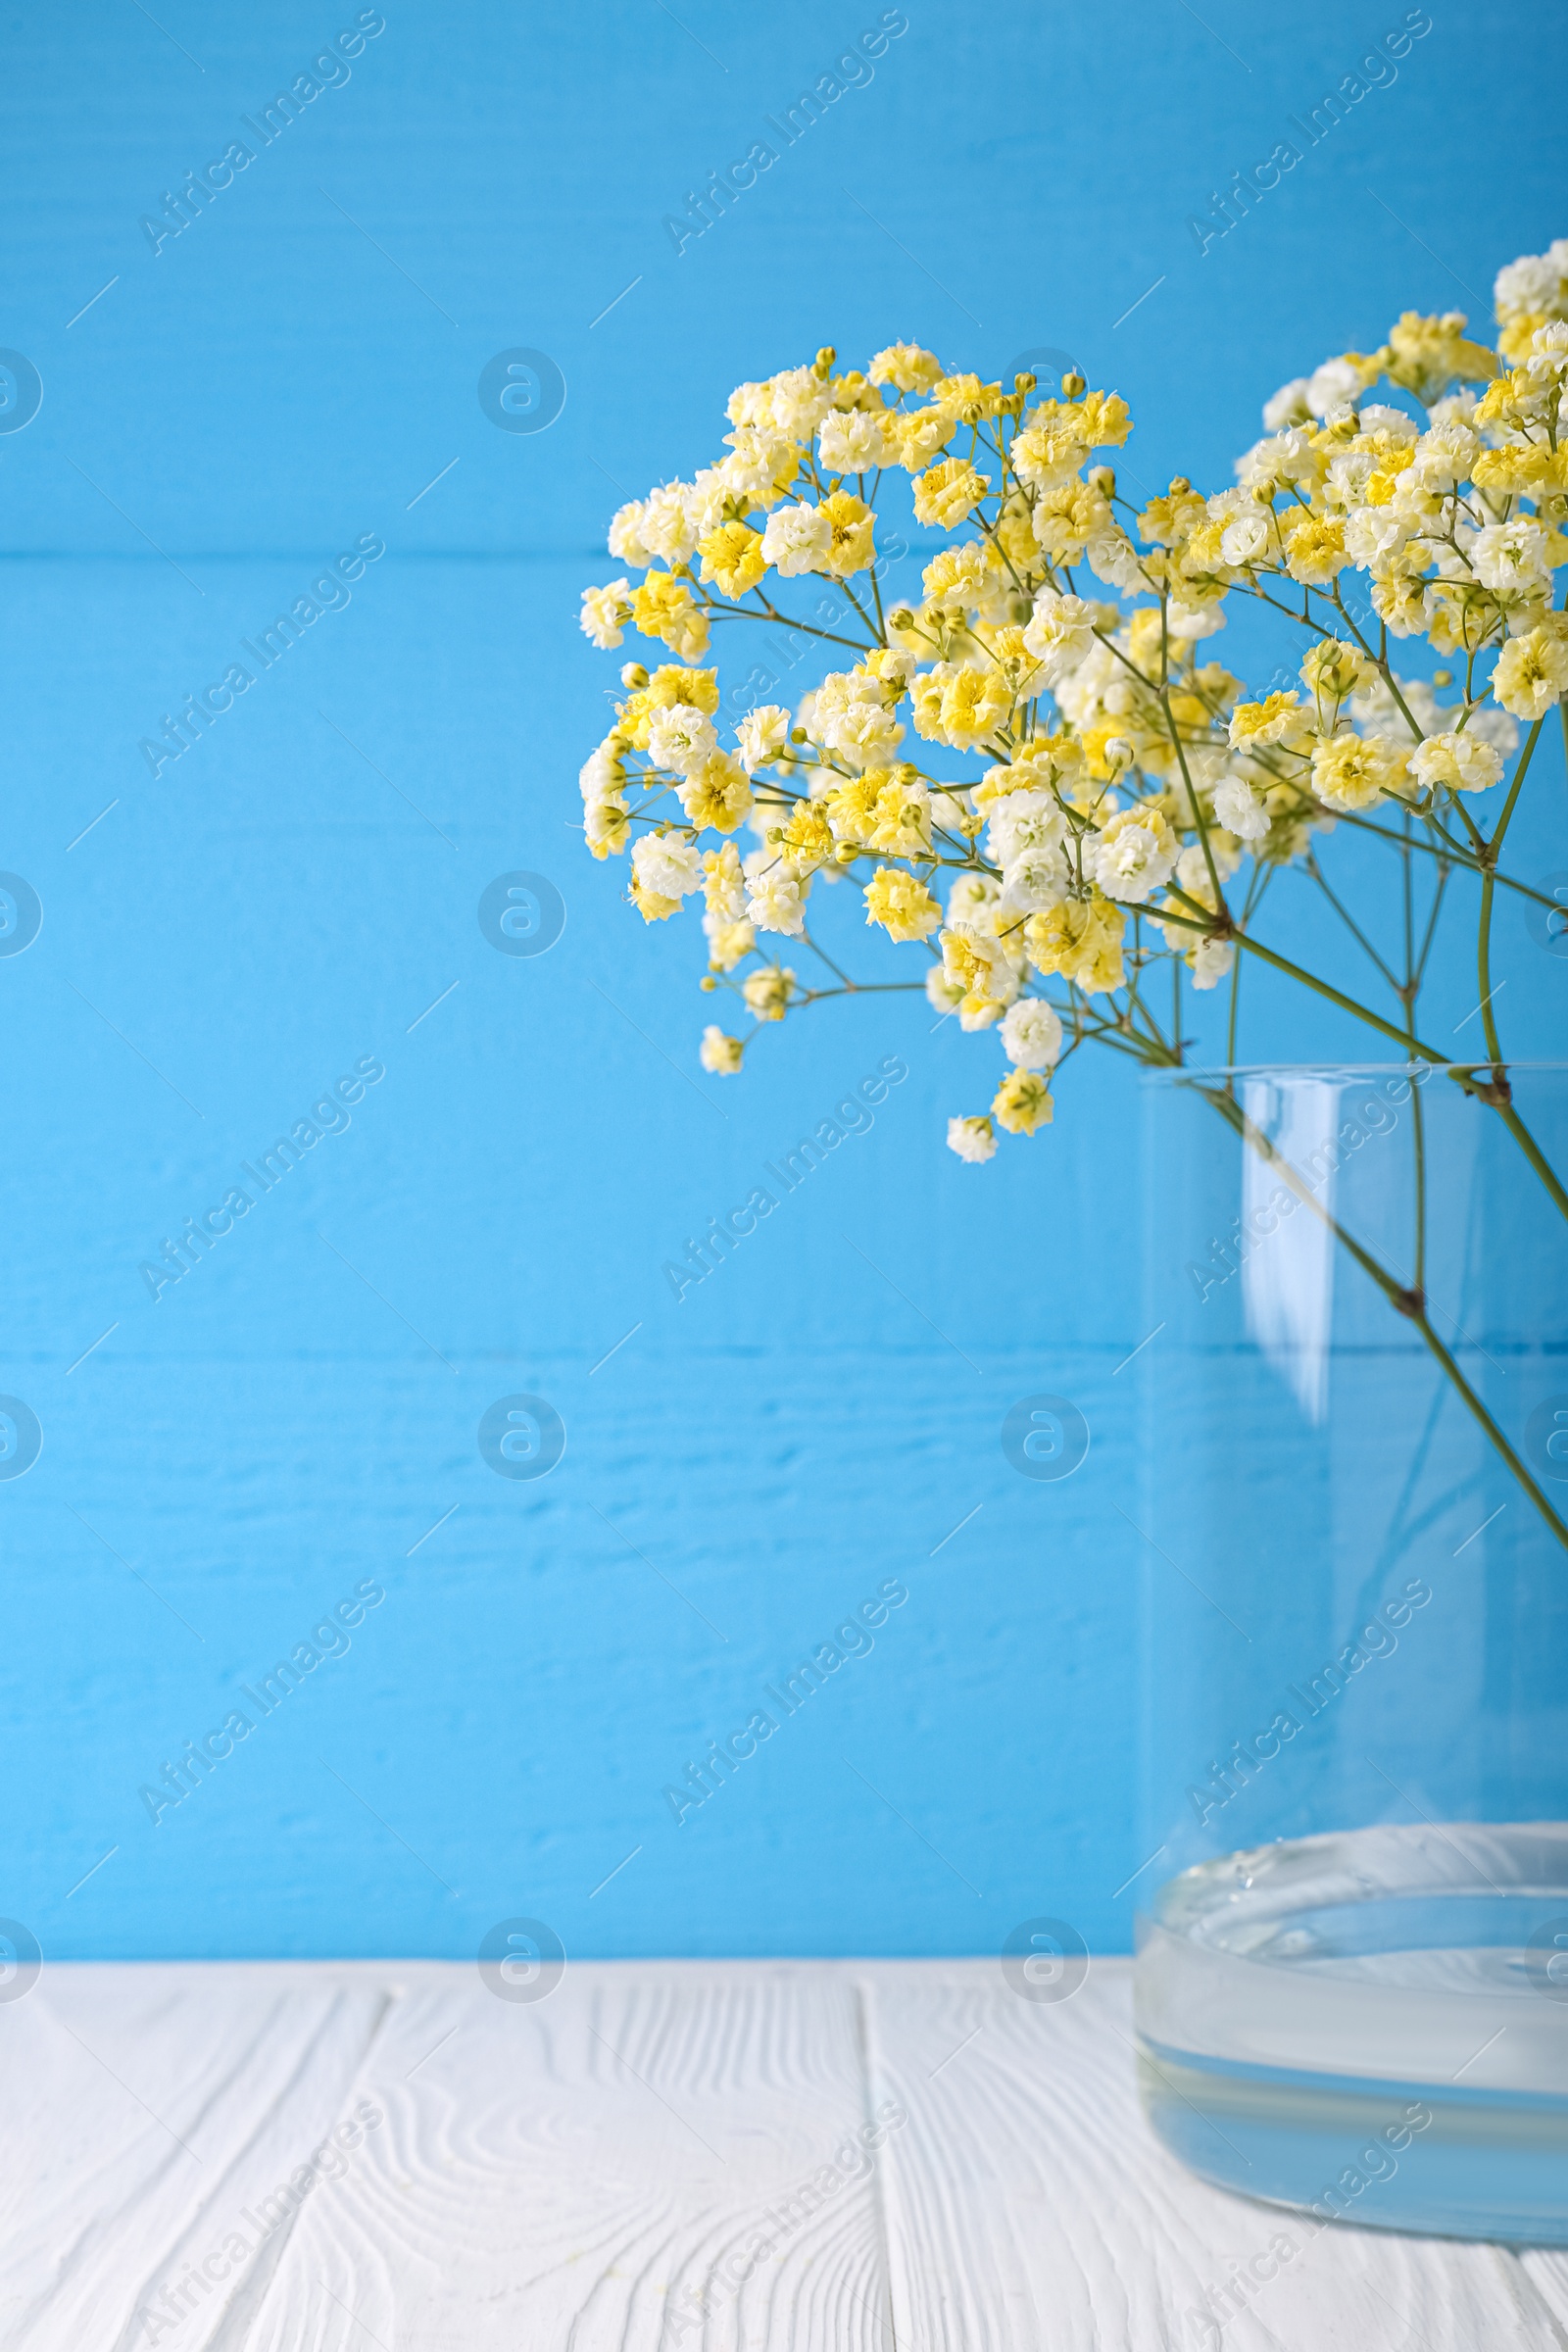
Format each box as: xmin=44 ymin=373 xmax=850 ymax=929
xmin=4 ymin=1959 xmax=1566 ymax=2348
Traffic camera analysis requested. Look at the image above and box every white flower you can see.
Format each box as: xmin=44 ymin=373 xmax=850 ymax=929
xmin=579 ymin=579 xmax=629 ymax=649
xmin=647 ymin=703 xmax=717 ymax=775
xmin=1000 ymin=848 xmax=1069 ymax=914
xmin=1410 ymin=418 xmax=1479 ymax=492
xmin=631 ymin=832 xmax=703 ymax=902
xmin=699 ymin=1026 xmax=744 ymax=1075
xmin=746 ymin=866 xmax=808 ymax=935
xmin=1306 ymin=357 xmax=1366 ymax=418
xmin=1344 ymin=505 xmax=1412 ymax=567
xmin=761 ymin=502 xmax=832 ymax=577
xmin=986 ymin=788 xmax=1065 ymax=869
xmin=764 ymin=366 xmax=835 ymax=443
xmin=1357 ymin=403 xmax=1419 ymax=443
xmin=1409 ymin=730 xmax=1504 ymax=796
xmin=1085 ymin=528 xmax=1146 ymax=595
xmin=608 ymin=501 xmax=652 ymax=565
xmin=1262 ymin=376 xmax=1313 ymax=432
xmin=640 ymin=480 xmax=700 ymax=565
xmin=946 ymin=1114 xmax=997 ymax=1163
xmin=1021 ymin=589 xmax=1098 ymax=683
xmin=1495 ymin=249 xmax=1563 ymax=318
xmin=1001 ymin=997 xmax=1062 ymax=1070
xmin=1470 ymin=518 xmax=1551 ymax=597
xmin=1090 ymin=808 xmax=1180 ymax=904
xmin=947 ymin=871 xmax=999 ymax=922
xmin=737 ymin=705 xmax=791 ymax=773
xmin=579 ymin=740 xmax=623 ymax=807
xmin=1191 ymin=937 xmax=1235 ymax=990
xmin=925 ymin=964 xmax=966 ymax=1016
xmin=817 ymin=409 xmax=894 ymax=472
xmin=1219 ymin=507 xmax=1271 ymax=566
xmin=1213 ymin=775 xmax=1270 ymax=841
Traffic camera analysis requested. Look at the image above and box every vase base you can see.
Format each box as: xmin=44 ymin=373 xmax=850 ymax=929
xmin=1139 ymin=2038 xmax=1568 ymax=2244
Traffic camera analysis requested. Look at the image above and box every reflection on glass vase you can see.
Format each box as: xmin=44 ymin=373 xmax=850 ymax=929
xmin=1135 ymin=1064 xmax=1568 ymax=2245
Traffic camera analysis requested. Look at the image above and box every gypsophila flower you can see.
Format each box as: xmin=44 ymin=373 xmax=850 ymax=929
xmin=571 ymin=250 xmax=1564 ymax=1162
xmin=700 ymin=1026 xmax=745 ymax=1075
xmin=947 ymin=1114 xmax=998 ymax=1163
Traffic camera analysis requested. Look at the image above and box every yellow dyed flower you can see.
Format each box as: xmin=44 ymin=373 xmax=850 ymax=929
xmin=818 ymin=489 xmax=875 ymax=576
xmin=869 ymin=342 xmax=944 ymax=393
xmin=699 ymin=1026 xmax=745 ymax=1075
xmin=1300 ymin=640 xmax=1372 ymax=703
xmin=1024 ymin=895 xmax=1125 ymax=993
xmin=992 ymin=1067 xmax=1054 ymax=1136
xmin=1280 ymin=511 xmax=1348 ymax=585
xmin=1310 ymin=731 xmax=1410 ymax=812
xmin=863 ymin=866 xmax=942 ymax=942
xmin=743 ymin=965 xmax=796 ymax=1022
xmin=1380 ymin=310 xmax=1496 ymax=406
xmin=774 ymin=799 xmax=837 ymax=869
xmin=705 ymin=917 xmax=756 ymax=971
xmin=1493 ymin=620 xmax=1568 ymax=721
xmin=940 ymin=920 xmax=1020 ymax=1028
xmin=678 ymin=750 xmax=753 ymax=833
xmin=913 ymin=458 xmax=990 ymax=529
xmin=888 ymin=410 xmax=955 ymax=471
xmin=631 ymin=573 xmax=710 ymax=660
xmin=922 ymin=543 xmax=990 ymax=607
xmin=1229 ymin=691 xmax=1305 ymax=750
xmin=938 ymin=664 xmax=1014 ymax=748
xmin=698 ymin=520 xmax=766 ymax=600
xmin=867 ymin=776 xmax=933 ymax=857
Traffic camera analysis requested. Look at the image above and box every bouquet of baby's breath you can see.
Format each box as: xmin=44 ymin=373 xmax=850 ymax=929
xmin=575 ymin=236 xmax=1568 ymax=1540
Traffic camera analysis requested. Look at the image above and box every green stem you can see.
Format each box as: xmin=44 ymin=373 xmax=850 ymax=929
xmin=1202 ymin=1085 xmax=1568 ymax=1552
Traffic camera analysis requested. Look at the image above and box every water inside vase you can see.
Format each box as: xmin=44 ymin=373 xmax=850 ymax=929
xmin=1135 ymin=1821 xmax=1568 ymax=2243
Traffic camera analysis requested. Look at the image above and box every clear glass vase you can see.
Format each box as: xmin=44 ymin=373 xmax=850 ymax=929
xmin=1134 ymin=1063 xmax=1568 ymax=2245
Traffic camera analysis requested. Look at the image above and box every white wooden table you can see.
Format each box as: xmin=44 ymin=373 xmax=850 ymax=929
xmin=6 ymin=1958 xmax=1567 ymax=2348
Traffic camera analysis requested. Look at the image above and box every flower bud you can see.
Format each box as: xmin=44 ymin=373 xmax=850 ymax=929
xmin=1014 ymin=371 xmax=1037 ymax=396
xmin=700 ymin=974 xmax=717 ymax=991
xmin=1168 ymin=476 xmax=1192 ymax=497
xmin=620 ymin=662 xmax=649 ymax=689
xmin=1432 ymin=668 xmax=1453 ymax=687
xmin=789 ymin=726 xmax=808 ymax=744
xmin=1088 ymin=466 xmax=1115 ymax=496
xmin=888 ymin=607 xmax=914 ymax=630
xmin=813 ymin=345 xmax=837 ymax=376
xmin=1061 ymin=370 xmax=1086 ymax=399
